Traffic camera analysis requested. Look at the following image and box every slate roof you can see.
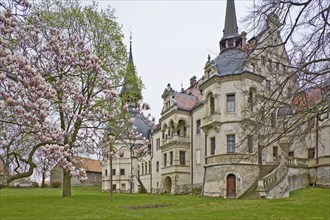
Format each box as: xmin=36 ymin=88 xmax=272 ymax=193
xmin=80 ymin=158 xmax=102 ymax=173
xmin=133 ymin=114 xmax=151 ymax=138
xmin=222 ymin=0 xmax=240 ymax=40
xmin=277 ymin=105 xmax=294 ymax=117
xmin=214 ymin=48 xmax=247 ymax=76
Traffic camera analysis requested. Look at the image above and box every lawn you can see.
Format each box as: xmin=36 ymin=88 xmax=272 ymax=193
xmin=0 ymin=186 xmax=329 ymax=220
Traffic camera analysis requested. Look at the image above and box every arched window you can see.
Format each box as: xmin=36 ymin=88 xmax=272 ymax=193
xmin=210 ymin=95 xmax=215 ymax=114
xmin=248 ymin=91 xmax=253 ymax=111
xmin=248 ymin=88 xmax=256 ymax=111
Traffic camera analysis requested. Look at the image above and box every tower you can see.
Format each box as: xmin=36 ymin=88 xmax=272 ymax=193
xmin=120 ymin=35 xmax=142 ymax=105
xmin=219 ymin=0 xmax=243 ymax=51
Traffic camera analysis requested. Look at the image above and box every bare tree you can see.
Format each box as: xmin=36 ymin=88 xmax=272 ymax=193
xmin=238 ymin=0 xmax=329 ymax=160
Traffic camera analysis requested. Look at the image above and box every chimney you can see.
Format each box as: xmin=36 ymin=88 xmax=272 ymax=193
xmin=241 ymin=31 xmax=247 ymax=50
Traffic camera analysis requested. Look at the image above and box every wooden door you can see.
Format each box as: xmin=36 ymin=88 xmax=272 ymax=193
xmin=227 ymin=174 xmax=236 ymax=198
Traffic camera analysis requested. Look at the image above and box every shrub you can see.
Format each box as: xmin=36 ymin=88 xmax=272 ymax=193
xmin=51 ymin=181 xmax=62 ymax=188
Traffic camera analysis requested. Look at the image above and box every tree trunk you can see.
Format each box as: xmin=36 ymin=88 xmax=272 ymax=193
xmin=110 ymin=155 xmax=113 ymax=201
xmin=62 ymin=169 xmax=71 ymax=197
xmin=41 ymin=172 xmax=46 ymax=188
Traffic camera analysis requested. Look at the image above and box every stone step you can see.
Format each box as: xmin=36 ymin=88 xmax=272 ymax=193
xmin=239 ymin=165 xmax=276 ymax=199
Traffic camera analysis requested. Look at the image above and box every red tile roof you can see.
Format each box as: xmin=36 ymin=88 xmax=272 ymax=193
xmin=80 ymin=158 xmax=102 ymax=173
xmin=173 ymin=79 xmax=203 ymax=111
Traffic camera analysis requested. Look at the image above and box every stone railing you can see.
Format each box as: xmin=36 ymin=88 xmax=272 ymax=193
xmin=161 ymin=135 xmax=190 ymax=151
xmin=257 ymin=160 xmax=288 ymax=191
xmin=201 ymin=112 xmax=221 ymax=129
xmin=286 ymin=157 xmax=308 ymax=167
xmin=205 ymin=153 xmax=258 ymax=166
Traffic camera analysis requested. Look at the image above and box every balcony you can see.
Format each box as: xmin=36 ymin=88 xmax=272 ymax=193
xmin=161 ymin=165 xmax=190 ymax=175
xmin=161 ymin=135 xmax=190 ymax=151
xmin=205 ymin=153 xmax=258 ymax=166
xmin=201 ymin=112 xmax=221 ymax=131
xmin=286 ymin=157 xmax=308 ymax=167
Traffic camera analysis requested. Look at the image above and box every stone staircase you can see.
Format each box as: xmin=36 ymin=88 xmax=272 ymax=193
xmin=239 ymin=165 xmax=276 ymax=199
xmin=137 ymin=177 xmax=147 ymax=193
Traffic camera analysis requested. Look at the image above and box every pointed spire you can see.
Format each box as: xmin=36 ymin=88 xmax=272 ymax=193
xmin=222 ymin=0 xmax=239 ymax=40
xmin=120 ymin=32 xmax=142 ymax=104
xmin=219 ymin=0 xmax=243 ymax=52
xmin=128 ymin=31 xmax=133 ymax=64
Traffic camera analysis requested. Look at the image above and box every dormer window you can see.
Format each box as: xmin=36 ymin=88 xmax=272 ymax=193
xmin=165 ymin=101 xmax=170 ymax=109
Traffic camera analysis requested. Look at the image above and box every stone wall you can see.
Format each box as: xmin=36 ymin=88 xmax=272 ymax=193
xmin=203 ymin=164 xmax=259 ymax=198
xmin=265 ymin=176 xmax=289 ymax=199
xmin=316 ymin=166 xmax=330 ymax=188
xmin=288 ymin=167 xmax=310 ymax=192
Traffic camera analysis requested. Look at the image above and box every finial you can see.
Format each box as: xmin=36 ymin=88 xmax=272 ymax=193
xmin=208 ymin=54 xmax=211 ymax=62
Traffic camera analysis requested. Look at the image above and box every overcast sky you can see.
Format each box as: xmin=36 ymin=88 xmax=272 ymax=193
xmin=87 ymin=0 xmax=254 ymax=121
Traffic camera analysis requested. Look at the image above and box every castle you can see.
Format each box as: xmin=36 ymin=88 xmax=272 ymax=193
xmin=101 ymin=0 xmax=330 ymax=198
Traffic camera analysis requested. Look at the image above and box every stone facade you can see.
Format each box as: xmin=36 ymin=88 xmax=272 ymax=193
xmin=101 ymin=0 xmax=330 ymax=198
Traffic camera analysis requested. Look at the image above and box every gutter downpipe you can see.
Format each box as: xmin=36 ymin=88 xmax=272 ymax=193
xmin=202 ymin=133 xmax=208 ymax=196
xmin=190 ymin=114 xmax=194 ymax=193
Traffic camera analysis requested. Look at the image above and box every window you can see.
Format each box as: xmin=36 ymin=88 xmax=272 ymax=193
xmin=179 ymin=151 xmax=185 ymax=165
xmin=121 ymin=183 xmax=126 ymax=190
xmin=288 ymin=151 xmax=294 ymax=157
xmin=268 ymin=59 xmax=272 ymax=68
xmin=120 ymin=169 xmax=125 ymax=176
xmin=261 ymin=56 xmax=266 ymax=66
xmin=251 ymin=63 xmax=256 ymax=72
xmin=248 ymin=91 xmax=254 ymax=111
xmin=156 ymin=138 xmax=160 ymax=150
xmin=157 ymin=182 xmax=159 ymax=188
xmin=105 ymin=169 xmax=108 ymax=176
xmin=283 ymin=121 xmax=288 ymax=129
xmin=227 ymin=94 xmax=235 ymax=112
xmin=266 ymin=80 xmax=271 ymax=91
xmin=273 ymin=146 xmax=278 ymax=160
xmin=227 ymin=135 xmax=235 ymax=153
xmin=148 ymin=161 xmax=151 ymax=174
xmin=210 ymin=95 xmax=215 ymax=114
xmin=162 ymin=131 xmax=165 ymax=139
xmin=196 ymin=119 xmax=201 ymax=134
xmin=210 ymin=137 xmax=216 ymax=155
xmin=170 ymin=151 xmax=173 ymax=165
xmin=142 ymin=165 xmax=144 ymax=174
xmin=92 ymin=174 xmax=96 ymax=182
xmin=164 ymin=153 xmax=167 ymax=167
xmin=112 ymin=184 xmax=116 ymax=191
xmin=112 ymin=169 xmax=116 ymax=176
xmin=120 ymin=151 xmax=124 ymax=158
xmin=196 ymin=150 xmax=201 ymax=164
xmin=247 ymin=135 xmax=253 ymax=153
xmin=145 ymin=162 xmax=147 ymax=174
xmin=156 ymin=161 xmax=159 ymax=172
xmin=271 ymin=112 xmax=276 ymax=128
xmin=308 ymin=148 xmax=315 ymax=159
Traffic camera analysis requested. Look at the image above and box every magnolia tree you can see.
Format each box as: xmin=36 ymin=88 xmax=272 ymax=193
xmin=0 ymin=0 xmax=146 ymax=197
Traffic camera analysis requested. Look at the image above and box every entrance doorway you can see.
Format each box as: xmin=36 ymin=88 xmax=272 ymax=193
xmin=226 ymin=174 xmax=236 ymax=198
xmin=164 ymin=176 xmax=172 ymax=193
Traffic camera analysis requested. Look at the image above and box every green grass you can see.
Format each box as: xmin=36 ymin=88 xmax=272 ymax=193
xmin=0 ymin=186 xmax=329 ymax=220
